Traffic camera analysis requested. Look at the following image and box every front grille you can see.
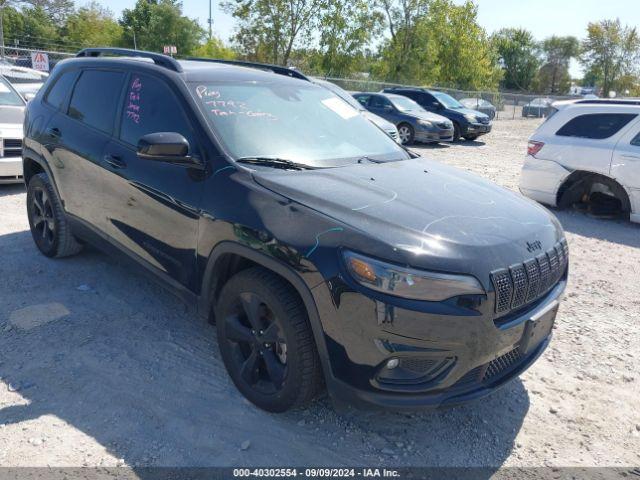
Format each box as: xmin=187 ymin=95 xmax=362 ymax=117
xmin=451 ymin=347 xmax=523 ymax=391
xmin=483 ymin=348 xmax=522 ymax=382
xmin=491 ymin=239 xmax=568 ymax=316
xmin=478 ymin=117 xmax=490 ymax=124
xmin=389 ymin=131 xmax=398 ymax=139
xmin=399 ymin=357 xmax=438 ymax=374
xmin=2 ymin=138 xmax=22 ymax=158
xmin=4 ymin=139 xmax=22 ymax=148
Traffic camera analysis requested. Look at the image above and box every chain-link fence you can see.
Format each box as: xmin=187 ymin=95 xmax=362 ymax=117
xmin=0 ymin=46 xmax=74 ymax=72
xmin=324 ymin=77 xmax=580 ymax=120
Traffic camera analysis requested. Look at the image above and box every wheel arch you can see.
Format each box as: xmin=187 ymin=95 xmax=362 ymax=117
xmin=22 ymin=156 xmax=47 ymax=186
xmin=198 ymin=241 xmax=333 ymax=383
xmin=557 ymin=170 xmax=631 ymax=212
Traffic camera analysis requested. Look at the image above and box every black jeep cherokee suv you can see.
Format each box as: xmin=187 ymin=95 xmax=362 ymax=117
xmin=23 ymin=49 xmax=568 ymax=412
xmin=383 ymin=87 xmax=492 ymax=141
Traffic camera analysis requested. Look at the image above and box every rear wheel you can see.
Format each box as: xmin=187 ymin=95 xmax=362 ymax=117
xmin=397 ymin=123 xmax=414 ymax=145
xmin=26 ymin=173 xmax=82 ymax=258
xmin=216 ymin=267 xmax=323 ymax=412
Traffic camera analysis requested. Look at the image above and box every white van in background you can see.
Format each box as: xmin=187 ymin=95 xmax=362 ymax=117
xmin=519 ymin=99 xmax=640 ymax=223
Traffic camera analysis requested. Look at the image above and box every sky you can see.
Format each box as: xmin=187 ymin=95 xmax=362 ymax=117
xmin=100 ymin=0 xmax=640 ymax=78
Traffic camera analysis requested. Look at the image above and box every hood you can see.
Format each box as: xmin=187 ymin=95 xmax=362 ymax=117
xmin=253 ymin=157 xmax=562 ymax=279
xmin=362 ymin=111 xmax=396 ymax=132
xmin=455 ymin=107 xmax=489 ymax=120
xmin=406 ymin=110 xmax=451 ymax=124
xmin=0 ymin=106 xmax=25 ymax=126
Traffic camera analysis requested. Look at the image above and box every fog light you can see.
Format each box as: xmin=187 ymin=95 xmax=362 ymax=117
xmin=386 ymin=358 xmax=399 ymax=369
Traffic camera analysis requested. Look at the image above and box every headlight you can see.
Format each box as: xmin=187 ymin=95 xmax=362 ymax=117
xmin=417 ymin=119 xmax=433 ymax=128
xmin=464 ymin=114 xmax=477 ymax=122
xmin=343 ymin=251 xmax=485 ymax=301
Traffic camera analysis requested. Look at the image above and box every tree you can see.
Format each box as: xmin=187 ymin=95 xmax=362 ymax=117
xmin=315 ymin=0 xmax=382 ymax=77
xmin=535 ymin=35 xmax=579 ymax=94
xmin=19 ymin=0 xmax=73 ymax=22
xmin=223 ymin=0 xmax=324 ymax=66
xmin=61 ymin=2 xmax=122 ymax=48
xmin=581 ymin=19 xmax=640 ymax=95
xmin=374 ymin=0 xmax=431 ymax=82
xmin=492 ymin=28 xmax=540 ymax=91
xmin=375 ymin=0 xmax=500 ymax=89
xmin=422 ymin=0 xmax=501 ymax=90
xmin=193 ymin=36 xmax=236 ymax=59
xmin=120 ymin=0 xmax=204 ymax=55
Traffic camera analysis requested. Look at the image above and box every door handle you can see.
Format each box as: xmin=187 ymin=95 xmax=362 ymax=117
xmin=46 ymin=127 xmax=61 ymax=138
xmin=104 ymin=154 xmax=127 ymax=169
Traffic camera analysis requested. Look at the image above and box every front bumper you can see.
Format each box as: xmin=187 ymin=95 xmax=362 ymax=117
xmin=0 ymin=156 xmax=23 ymax=184
xmin=313 ymin=270 xmax=566 ymax=411
xmin=463 ymin=123 xmax=492 ymax=136
xmin=415 ymin=126 xmax=454 ymax=143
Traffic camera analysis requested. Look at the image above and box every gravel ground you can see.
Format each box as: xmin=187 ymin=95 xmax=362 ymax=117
xmin=1 ymin=119 xmax=639 ymax=469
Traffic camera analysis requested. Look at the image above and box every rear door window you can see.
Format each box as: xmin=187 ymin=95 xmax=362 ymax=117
xmin=556 ymin=113 xmax=637 ymax=140
xmin=68 ymin=70 xmax=125 ymax=134
xmin=44 ymin=70 xmax=78 ymax=110
xmin=118 ymin=73 xmax=197 ymax=152
xmin=370 ymin=96 xmax=392 ymax=109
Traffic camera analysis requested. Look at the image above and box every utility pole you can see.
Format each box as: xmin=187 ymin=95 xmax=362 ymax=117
xmin=0 ymin=4 xmax=5 ymax=60
xmin=208 ymin=0 xmax=213 ymax=40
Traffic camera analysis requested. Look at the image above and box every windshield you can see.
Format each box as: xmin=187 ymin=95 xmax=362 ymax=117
xmin=433 ymin=92 xmax=463 ymax=109
xmin=389 ymin=95 xmax=422 ymax=112
xmin=191 ymin=82 xmax=408 ymax=167
xmin=0 ymin=77 xmax=24 ymax=106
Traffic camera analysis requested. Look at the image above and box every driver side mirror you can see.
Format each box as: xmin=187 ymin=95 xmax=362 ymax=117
xmin=137 ymin=132 xmax=199 ymax=166
xmin=432 ymin=101 xmax=442 ymax=109
xmin=383 ymin=104 xmax=394 ymax=111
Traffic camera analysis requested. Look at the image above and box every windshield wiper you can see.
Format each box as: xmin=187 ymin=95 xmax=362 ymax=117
xmin=236 ymin=157 xmax=318 ymax=170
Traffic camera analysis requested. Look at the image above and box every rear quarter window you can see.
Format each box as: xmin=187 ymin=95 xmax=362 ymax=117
xmin=631 ymin=132 xmax=640 ymax=146
xmin=556 ymin=113 xmax=637 ymax=140
xmin=44 ymin=70 xmax=78 ymax=110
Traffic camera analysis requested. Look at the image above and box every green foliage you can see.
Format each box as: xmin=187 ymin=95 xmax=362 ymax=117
xmin=223 ymin=0 xmax=325 ymax=65
xmin=581 ymin=19 xmax=640 ymax=95
xmin=535 ymin=36 xmax=579 ymax=94
xmin=61 ymin=2 xmax=122 ymax=48
xmin=374 ymin=0 xmax=500 ymax=89
xmin=120 ymin=0 xmax=204 ymax=55
xmin=423 ymin=0 xmax=501 ymax=90
xmin=314 ymin=0 xmax=382 ymax=77
xmin=193 ymin=37 xmax=236 ymax=59
xmin=492 ymin=28 xmax=541 ymax=91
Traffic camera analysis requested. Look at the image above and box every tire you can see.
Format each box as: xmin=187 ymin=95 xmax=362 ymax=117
xmin=215 ymin=267 xmax=323 ymax=412
xmin=463 ymin=135 xmax=479 ymax=141
xmin=27 ymin=172 xmax=82 ymax=258
xmin=397 ymin=123 xmax=415 ymax=145
xmin=452 ymin=122 xmax=461 ymax=142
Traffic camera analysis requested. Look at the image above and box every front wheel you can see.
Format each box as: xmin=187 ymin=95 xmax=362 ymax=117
xmin=27 ymin=173 xmax=82 ymax=258
xmin=397 ymin=123 xmax=415 ymax=145
xmin=453 ymin=123 xmax=461 ymax=142
xmin=216 ymin=267 xmax=324 ymax=412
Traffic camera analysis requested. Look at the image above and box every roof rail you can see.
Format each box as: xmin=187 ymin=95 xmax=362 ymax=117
xmin=76 ymin=48 xmax=183 ymax=73
xmin=575 ymin=99 xmax=640 ymax=106
xmin=184 ymin=57 xmax=309 ymax=81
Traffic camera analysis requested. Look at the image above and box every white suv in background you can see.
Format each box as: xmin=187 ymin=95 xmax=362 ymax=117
xmin=519 ymin=99 xmax=640 ymax=223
